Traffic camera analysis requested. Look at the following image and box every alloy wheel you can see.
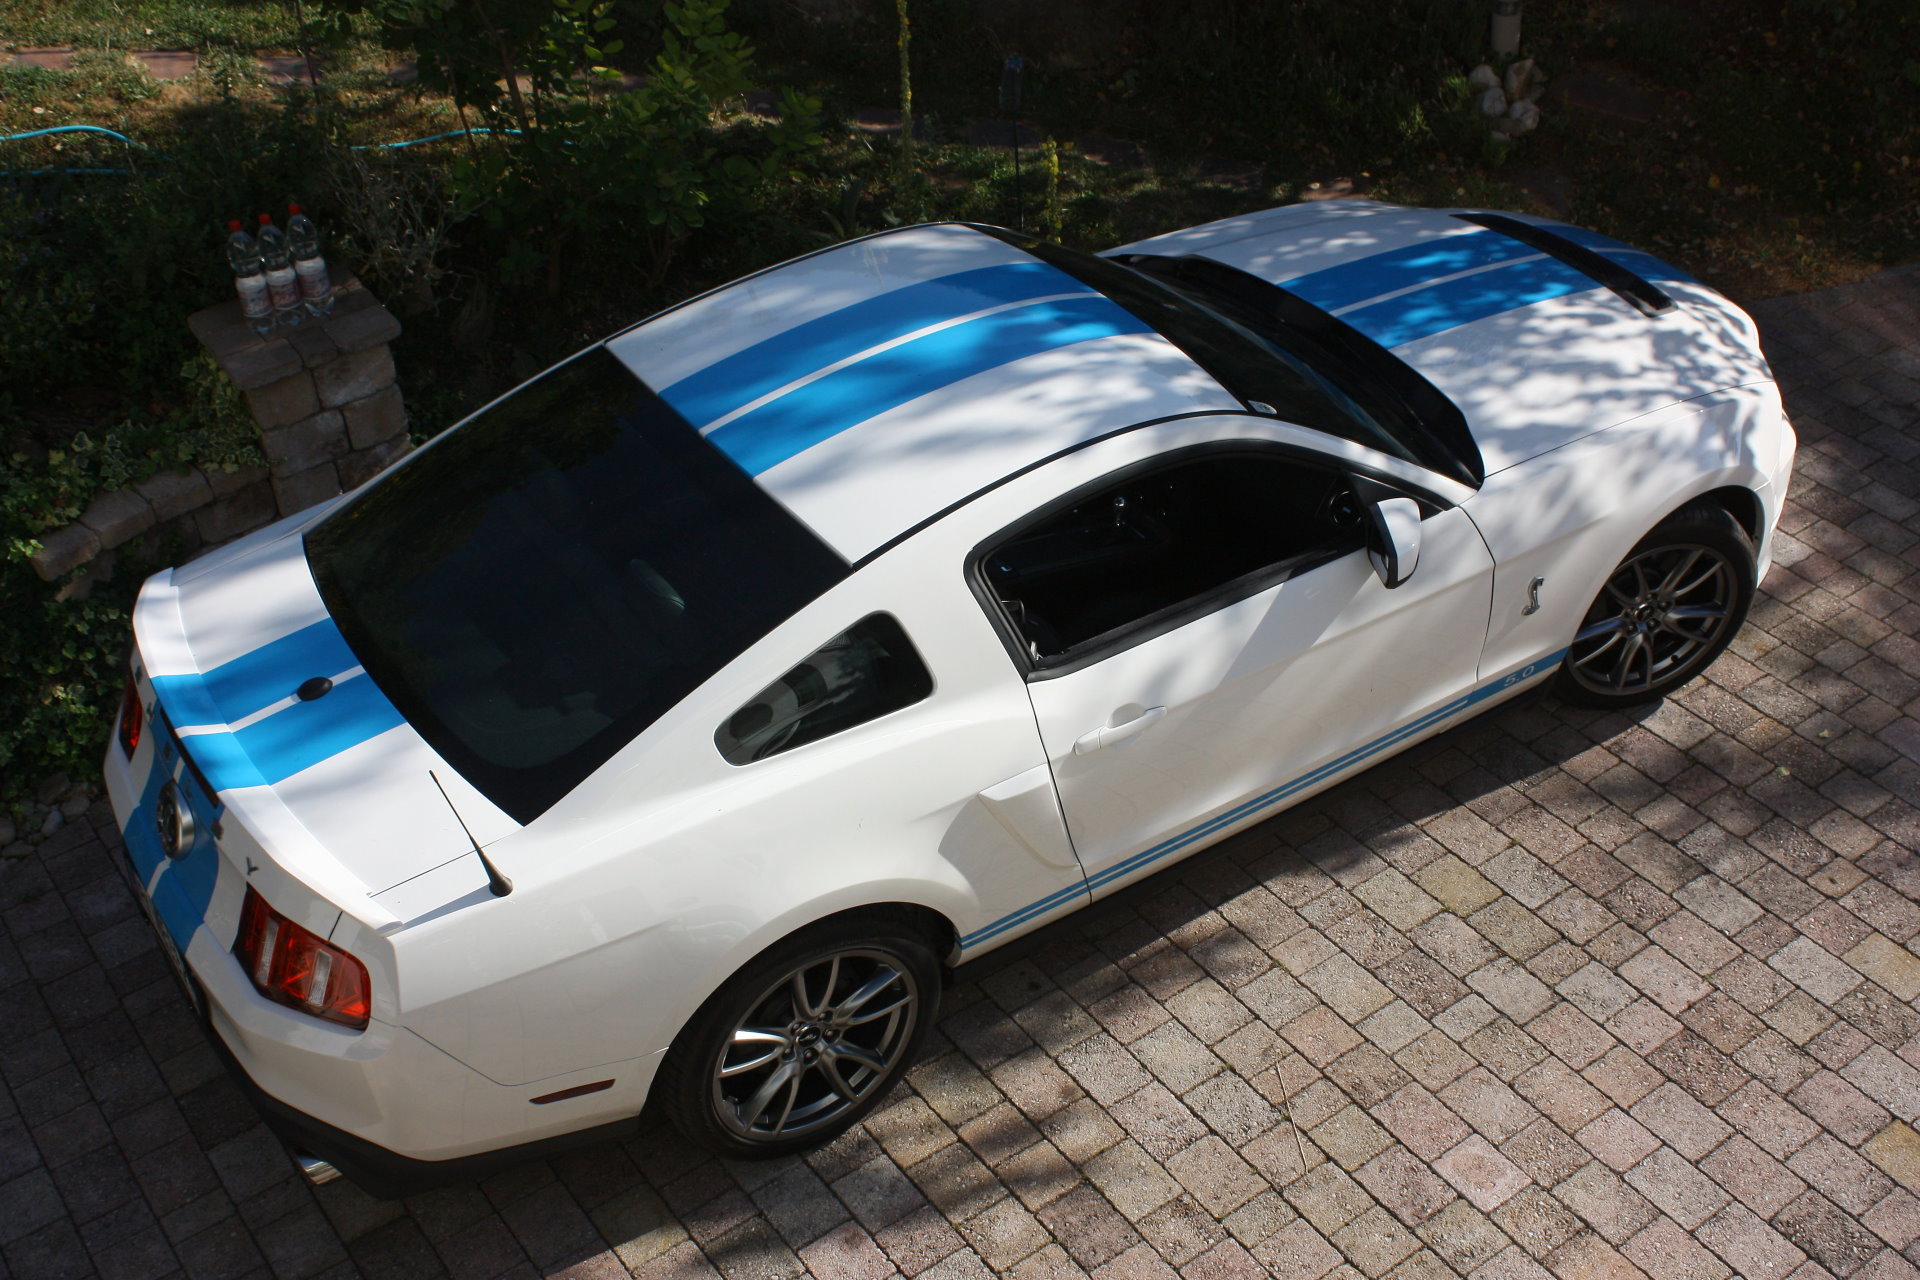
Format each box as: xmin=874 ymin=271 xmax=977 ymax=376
xmin=711 ymin=947 xmax=920 ymax=1143
xmin=1565 ymin=542 xmax=1735 ymax=698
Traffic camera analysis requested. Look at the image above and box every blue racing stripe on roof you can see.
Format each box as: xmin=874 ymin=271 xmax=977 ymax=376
xmin=1281 ymin=229 xmax=1541 ymax=312
xmin=707 ymin=294 xmax=1153 ymax=476
xmin=1341 ymin=256 xmax=1598 ymax=348
xmin=658 ymin=261 xmax=1083 ymax=429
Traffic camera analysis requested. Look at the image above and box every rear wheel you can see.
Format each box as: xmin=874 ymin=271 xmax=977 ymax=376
xmin=658 ymin=914 xmax=941 ymax=1158
xmin=1556 ymin=502 xmax=1755 ymax=708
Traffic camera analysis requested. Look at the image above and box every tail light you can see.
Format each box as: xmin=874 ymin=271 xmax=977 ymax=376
xmin=233 ymin=887 xmax=372 ymax=1030
xmin=117 ymin=671 xmax=143 ymax=758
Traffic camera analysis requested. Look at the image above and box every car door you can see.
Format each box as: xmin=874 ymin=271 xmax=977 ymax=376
xmin=978 ymin=421 xmax=1496 ymax=898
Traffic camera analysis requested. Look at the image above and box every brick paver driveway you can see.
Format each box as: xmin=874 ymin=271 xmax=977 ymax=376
xmin=5 ymin=264 xmax=1920 ymax=1280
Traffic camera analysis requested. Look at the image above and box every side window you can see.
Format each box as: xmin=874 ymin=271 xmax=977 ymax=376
xmin=982 ymin=453 xmax=1365 ymax=666
xmin=715 ymin=614 xmax=933 ymax=765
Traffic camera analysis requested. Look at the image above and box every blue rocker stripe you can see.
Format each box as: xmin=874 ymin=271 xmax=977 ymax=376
xmin=1280 ymin=230 xmax=1541 ymax=313
xmin=1342 ymin=257 xmax=1598 ymax=349
xmin=958 ymin=881 xmax=1091 ymax=949
xmin=959 ymin=651 xmax=1567 ymax=952
xmin=658 ymin=261 xmax=1087 ymax=429
xmin=707 ymin=294 xmax=1153 ymax=477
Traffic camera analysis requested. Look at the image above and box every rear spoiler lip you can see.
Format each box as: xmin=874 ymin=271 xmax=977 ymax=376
xmin=1455 ymin=212 xmax=1678 ymax=318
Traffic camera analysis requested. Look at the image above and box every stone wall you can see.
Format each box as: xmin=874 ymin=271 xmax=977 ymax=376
xmin=28 ymin=274 xmax=409 ymax=592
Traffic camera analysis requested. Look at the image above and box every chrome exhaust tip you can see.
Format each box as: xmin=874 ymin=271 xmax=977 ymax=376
xmin=293 ymin=1150 xmax=341 ymax=1186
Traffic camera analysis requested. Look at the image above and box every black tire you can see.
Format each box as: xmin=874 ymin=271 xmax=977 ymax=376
xmin=656 ymin=913 xmax=942 ymax=1159
xmin=1555 ymin=501 xmax=1756 ymax=708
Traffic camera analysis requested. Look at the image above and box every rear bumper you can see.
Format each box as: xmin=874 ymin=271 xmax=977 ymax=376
xmin=103 ymin=716 xmax=661 ymax=1197
xmin=196 ymin=1017 xmax=643 ymax=1198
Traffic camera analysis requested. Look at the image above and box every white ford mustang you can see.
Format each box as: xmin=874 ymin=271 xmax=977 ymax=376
xmin=105 ymin=200 xmax=1794 ymax=1193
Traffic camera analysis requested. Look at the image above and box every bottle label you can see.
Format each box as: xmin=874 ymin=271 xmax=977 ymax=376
xmin=295 ymin=255 xmax=332 ymax=301
xmin=235 ymin=273 xmax=272 ymax=318
xmin=267 ymin=265 xmax=301 ymax=311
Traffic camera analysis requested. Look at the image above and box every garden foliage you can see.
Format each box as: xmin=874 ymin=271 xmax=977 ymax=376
xmin=317 ymin=0 xmax=822 ymax=292
xmin=1 ymin=0 xmax=817 ymax=807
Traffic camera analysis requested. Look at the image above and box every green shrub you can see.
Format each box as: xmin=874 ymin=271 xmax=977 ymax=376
xmin=0 ymin=353 xmax=262 ymax=805
xmin=317 ymin=0 xmax=823 ymax=295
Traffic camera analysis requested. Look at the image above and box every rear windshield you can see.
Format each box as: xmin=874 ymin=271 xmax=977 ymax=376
xmin=306 ymin=348 xmax=848 ymax=823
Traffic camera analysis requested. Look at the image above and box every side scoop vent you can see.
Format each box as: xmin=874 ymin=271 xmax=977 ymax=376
xmin=1456 ymin=212 xmax=1676 ymax=318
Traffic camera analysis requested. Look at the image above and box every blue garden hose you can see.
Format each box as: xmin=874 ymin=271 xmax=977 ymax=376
xmin=0 ymin=123 xmax=525 ymax=175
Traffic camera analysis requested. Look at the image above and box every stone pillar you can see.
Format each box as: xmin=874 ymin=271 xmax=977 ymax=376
xmin=187 ymin=273 xmax=410 ymax=518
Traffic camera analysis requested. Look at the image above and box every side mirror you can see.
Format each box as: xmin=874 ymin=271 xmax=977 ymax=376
xmin=1366 ymin=496 xmax=1422 ymax=589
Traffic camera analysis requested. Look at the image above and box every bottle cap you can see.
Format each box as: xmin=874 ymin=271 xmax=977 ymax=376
xmin=288 ymin=202 xmax=302 ymax=215
xmin=228 ymin=219 xmax=242 ymax=231
xmin=258 ymin=213 xmax=272 ymax=225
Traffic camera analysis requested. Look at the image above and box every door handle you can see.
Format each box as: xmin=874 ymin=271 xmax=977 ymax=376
xmin=1073 ymin=706 xmax=1167 ymax=756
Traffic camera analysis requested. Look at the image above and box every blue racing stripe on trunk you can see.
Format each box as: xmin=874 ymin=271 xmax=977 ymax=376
xmin=1280 ymin=230 xmax=1541 ymax=312
xmin=230 ymin=673 xmax=404 ymax=784
xmin=150 ymin=618 xmax=406 ymax=794
xmin=707 ymin=295 xmax=1153 ymax=476
xmin=1341 ymin=257 xmax=1597 ymax=348
xmin=153 ymin=619 xmax=359 ymax=728
xmin=659 ymin=261 xmax=1084 ymax=429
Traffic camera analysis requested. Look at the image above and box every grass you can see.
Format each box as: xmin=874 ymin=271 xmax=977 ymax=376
xmin=0 ymin=0 xmax=297 ymax=51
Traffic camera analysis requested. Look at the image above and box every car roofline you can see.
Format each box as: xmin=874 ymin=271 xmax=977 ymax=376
xmin=602 ymin=221 xmax=1016 ymax=347
xmin=848 ymin=408 xmax=1475 ymax=572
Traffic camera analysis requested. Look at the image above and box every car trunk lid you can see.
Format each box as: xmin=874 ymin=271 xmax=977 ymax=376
xmin=140 ymin=525 xmax=515 ymax=908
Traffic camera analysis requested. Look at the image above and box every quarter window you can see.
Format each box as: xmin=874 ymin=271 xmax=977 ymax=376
xmin=716 ymin=615 xmax=934 ymax=764
xmin=981 ymin=452 xmax=1366 ymax=668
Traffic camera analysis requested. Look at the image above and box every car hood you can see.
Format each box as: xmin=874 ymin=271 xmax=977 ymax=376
xmin=140 ymin=514 xmax=516 ymax=904
xmin=1110 ymin=200 xmax=1773 ymax=475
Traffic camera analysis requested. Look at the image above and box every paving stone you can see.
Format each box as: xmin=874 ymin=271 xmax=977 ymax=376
xmin=1699 ymin=1134 xmax=1809 ymax=1216
xmin=1774 ymin=1189 xmax=1887 ymax=1276
xmin=1439 ymin=1069 xmax=1539 ymax=1144
xmin=1432 ymin=1136 xmax=1529 ymax=1212
xmin=11 ymin=260 xmax=1920 ymax=1279
xmin=1622 ymin=1145 xmax=1731 ymax=1228
xmin=1411 ymin=1198 xmax=1509 ymax=1273
xmin=1499 ymin=1119 xmax=1589 ymax=1192
xmin=1551 ymin=1161 xmax=1657 ymax=1244
xmin=1787 ymin=1130 xmax=1893 ymax=1214
xmin=1791 ymin=1069 xmax=1894 ymax=1145
xmin=1865 ymin=1122 xmax=1920 ymax=1191
xmin=1164 ymin=1135 xmax=1266 ymax=1217
xmin=1353 ymin=1147 xmax=1454 ymax=1227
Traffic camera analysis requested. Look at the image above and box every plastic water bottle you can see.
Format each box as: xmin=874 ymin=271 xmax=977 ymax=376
xmin=286 ymin=203 xmax=334 ymax=317
xmin=256 ymin=213 xmax=304 ymax=327
xmin=226 ymin=220 xmax=273 ymax=337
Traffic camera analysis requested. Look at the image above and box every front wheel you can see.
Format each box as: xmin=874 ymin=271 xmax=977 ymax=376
xmin=1555 ymin=501 xmax=1755 ymax=708
xmin=657 ymin=914 xmax=941 ymax=1158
